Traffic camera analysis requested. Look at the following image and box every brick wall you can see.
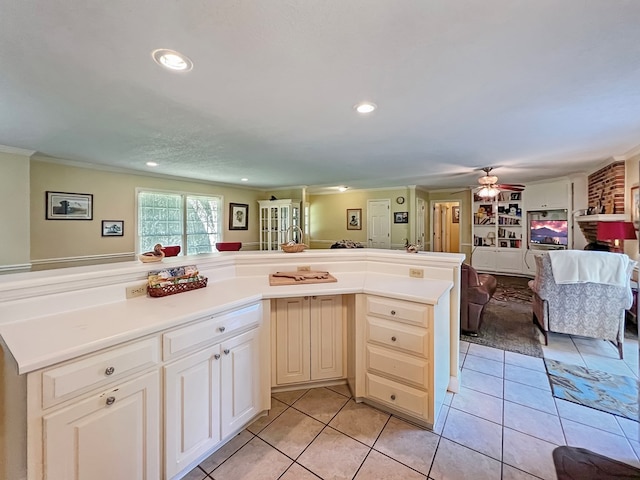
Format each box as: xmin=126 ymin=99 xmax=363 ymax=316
xmin=588 ymin=161 xmax=625 ymax=214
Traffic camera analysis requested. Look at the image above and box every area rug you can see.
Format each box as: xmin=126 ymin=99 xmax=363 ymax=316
xmin=552 ymin=446 xmax=640 ymax=479
xmin=461 ymin=275 xmax=543 ymax=357
xmin=545 ymin=359 xmax=639 ymax=420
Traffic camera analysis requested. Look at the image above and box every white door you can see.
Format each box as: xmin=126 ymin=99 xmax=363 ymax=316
xmin=432 ymin=203 xmax=442 ymax=252
xmin=416 ymin=198 xmax=426 ymax=250
xmin=164 ymin=345 xmax=221 ymax=479
xmin=221 ymin=328 xmax=262 ymax=437
xmin=309 ymin=295 xmax=344 ymax=381
xmin=43 ymin=371 xmax=160 ymax=480
xmin=367 ymin=200 xmax=391 ymax=248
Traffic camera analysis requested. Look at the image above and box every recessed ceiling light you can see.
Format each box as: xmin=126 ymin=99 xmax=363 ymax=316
xmin=146 ymin=161 xmax=158 ymax=167
xmin=354 ymin=102 xmax=377 ymax=114
xmin=151 ymin=49 xmax=193 ymax=72
xmin=241 ymin=178 xmax=249 ymax=182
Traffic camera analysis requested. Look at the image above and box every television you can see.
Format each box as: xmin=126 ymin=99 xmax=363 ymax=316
xmin=530 ymin=219 xmax=568 ymax=246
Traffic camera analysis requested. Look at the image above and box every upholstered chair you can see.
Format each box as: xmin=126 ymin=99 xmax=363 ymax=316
xmin=460 ymin=263 xmax=498 ymax=335
xmin=529 ymin=252 xmax=634 ymax=359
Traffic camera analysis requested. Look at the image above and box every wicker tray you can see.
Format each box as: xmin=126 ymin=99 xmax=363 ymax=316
xmin=148 ymin=278 xmax=208 ymax=297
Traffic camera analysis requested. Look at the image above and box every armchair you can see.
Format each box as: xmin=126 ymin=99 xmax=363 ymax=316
xmin=460 ymin=263 xmax=497 ymax=335
xmin=530 ymin=252 xmax=634 ymax=359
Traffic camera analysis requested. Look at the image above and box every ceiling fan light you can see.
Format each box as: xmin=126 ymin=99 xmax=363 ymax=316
xmin=478 ymin=186 xmax=500 ymax=198
xmin=478 ymin=175 xmax=498 ymax=185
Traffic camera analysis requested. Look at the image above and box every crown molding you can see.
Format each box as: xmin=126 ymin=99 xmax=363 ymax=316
xmin=0 ymin=145 xmax=36 ymax=156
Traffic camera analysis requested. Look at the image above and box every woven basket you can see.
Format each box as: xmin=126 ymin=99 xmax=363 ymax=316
xmin=281 ymin=225 xmax=307 ymax=253
xmin=148 ymin=277 xmax=208 ymax=297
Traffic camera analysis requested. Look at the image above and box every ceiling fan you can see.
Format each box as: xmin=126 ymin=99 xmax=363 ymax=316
xmin=474 ymin=167 xmax=524 ymax=199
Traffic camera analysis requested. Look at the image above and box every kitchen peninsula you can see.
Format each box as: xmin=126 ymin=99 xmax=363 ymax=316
xmin=0 ymin=249 xmax=464 ymax=480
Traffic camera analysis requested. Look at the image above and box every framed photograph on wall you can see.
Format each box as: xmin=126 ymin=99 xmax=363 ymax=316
xmin=394 ymin=211 xmax=409 ymax=224
xmin=631 ymin=185 xmax=639 ymax=230
xmin=452 ymin=206 xmax=460 ymax=223
xmin=46 ymin=191 xmax=93 ymax=220
xmin=347 ymin=208 xmax=362 ymax=230
xmin=229 ymin=203 xmax=249 ymax=230
xmin=101 ymin=220 xmax=124 ymax=237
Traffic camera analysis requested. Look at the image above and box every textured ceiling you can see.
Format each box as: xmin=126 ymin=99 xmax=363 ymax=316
xmin=1 ymin=1 xmax=640 ymax=190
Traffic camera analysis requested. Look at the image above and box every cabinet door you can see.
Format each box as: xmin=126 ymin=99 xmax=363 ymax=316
xmin=221 ymin=328 xmax=262 ymax=438
xmin=164 ymin=345 xmax=221 ymax=479
xmin=43 ymin=371 xmax=160 ymax=480
xmin=274 ymin=297 xmax=311 ymax=385
xmin=524 ymin=181 xmax=569 ymax=210
xmin=310 ymin=295 xmax=344 ymax=381
xmin=495 ymin=249 xmax=524 ymax=274
xmin=471 ymin=248 xmax=496 ymax=272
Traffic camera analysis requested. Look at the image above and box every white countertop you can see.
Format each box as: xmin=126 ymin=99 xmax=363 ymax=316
xmin=0 ymin=271 xmax=453 ymax=374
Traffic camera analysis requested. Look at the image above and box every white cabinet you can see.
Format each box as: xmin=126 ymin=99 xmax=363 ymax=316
xmin=355 ymin=294 xmax=450 ymax=428
xmin=164 ymin=345 xmax=221 ymax=479
xmin=164 ymin=328 xmax=262 ymax=479
xmin=258 ymin=199 xmax=301 ymax=251
xmin=273 ymin=295 xmax=344 ymax=386
xmin=472 ymin=191 xmax=524 ymax=274
xmin=43 ymin=370 xmax=160 ymax=480
xmin=524 ymin=180 xmax=570 ymax=210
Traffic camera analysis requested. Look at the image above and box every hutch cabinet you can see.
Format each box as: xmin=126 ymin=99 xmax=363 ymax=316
xmin=258 ymin=199 xmax=301 ymax=251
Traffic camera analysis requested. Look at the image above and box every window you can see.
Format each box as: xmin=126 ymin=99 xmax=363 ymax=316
xmin=138 ymin=190 xmax=222 ymax=255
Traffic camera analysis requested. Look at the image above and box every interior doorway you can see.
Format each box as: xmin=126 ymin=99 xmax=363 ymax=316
xmin=367 ymin=199 xmax=391 ymax=248
xmin=416 ymin=198 xmax=426 ymax=250
xmin=431 ymin=201 xmax=461 ymax=253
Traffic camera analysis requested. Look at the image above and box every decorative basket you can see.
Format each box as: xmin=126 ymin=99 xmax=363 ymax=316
xmin=148 ymin=277 xmax=208 ymax=297
xmin=281 ymin=225 xmax=308 ymax=253
xmin=139 ymin=252 xmax=164 ymax=263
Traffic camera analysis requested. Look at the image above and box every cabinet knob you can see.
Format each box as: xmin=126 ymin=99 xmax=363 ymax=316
xmin=390 ymin=394 xmax=396 ymax=401
xmin=391 ymin=336 xmax=397 ymax=342
xmin=106 ymin=396 xmax=116 ymax=406
xmin=214 ymin=354 xmax=221 ymax=360
xmin=390 ymin=310 xmax=396 ymax=316
xmin=219 ymin=326 xmax=226 ymax=332
xmin=312 ymin=296 xmax=317 ymax=299
xmin=304 ymin=296 xmax=309 ymax=300
xmin=223 ymin=349 xmax=230 ymax=355
xmin=104 ymin=366 xmax=115 ymax=376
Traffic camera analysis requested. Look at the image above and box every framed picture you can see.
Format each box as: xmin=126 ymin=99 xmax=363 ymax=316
xmin=101 ymin=220 xmax=124 ymax=237
xmin=452 ymin=206 xmax=460 ymax=224
xmin=510 ymin=192 xmax=521 ymax=200
xmin=631 ymin=185 xmax=639 ymax=230
xmin=347 ymin=208 xmax=362 ymax=230
xmin=499 ymin=240 xmax=509 ymax=248
xmin=46 ymin=191 xmax=93 ymax=220
xmin=229 ymin=203 xmax=249 ymax=230
xmin=394 ymin=211 xmax=409 ymax=224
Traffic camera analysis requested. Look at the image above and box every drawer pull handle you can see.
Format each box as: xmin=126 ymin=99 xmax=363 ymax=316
xmin=391 ymin=336 xmax=397 ymax=342
xmin=104 ymin=367 xmax=115 ymax=376
xmin=223 ymin=349 xmax=230 ymax=355
xmin=214 ymin=354 xmax=221 ymax=360
xmin=390 ymin=394 xmax=396 ymax=401
xmin=106 ymin=396 xmax=116 ymax=406
xmin=219 ymin=326 xmax=226 ymax=332
xmin=390 ymin=310 xmax=396 ymax=316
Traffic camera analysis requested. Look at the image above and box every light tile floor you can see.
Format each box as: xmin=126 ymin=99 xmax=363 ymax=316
xmin=184 ymin=333 xmax=639 ymax=480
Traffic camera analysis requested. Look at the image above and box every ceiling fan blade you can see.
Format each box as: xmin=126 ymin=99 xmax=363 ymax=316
xmin=496 ymin=184 xmax=524 ymax=191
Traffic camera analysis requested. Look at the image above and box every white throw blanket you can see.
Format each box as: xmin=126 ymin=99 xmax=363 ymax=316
xmin=548 ymin=250 xmax=632 ymax=287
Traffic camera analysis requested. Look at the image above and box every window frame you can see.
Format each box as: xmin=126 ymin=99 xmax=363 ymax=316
xmin=135 ymin=188 xmax=224 ymax=255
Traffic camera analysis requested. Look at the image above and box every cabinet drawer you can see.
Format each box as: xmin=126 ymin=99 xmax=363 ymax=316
xmin=163 ymin=303 xmax=261 ymax=360
xmin=365 ymin=373 xmax=428 ymax=418
xmin=366 ymin=344 xmax=429 ymax=389
xmin=366 ymin=317 xmax=429 ymax=357
xmin=366 ymin=296 xmax=431 ymax=327
xmin=42 ymin=337 xmax=159 ymax=409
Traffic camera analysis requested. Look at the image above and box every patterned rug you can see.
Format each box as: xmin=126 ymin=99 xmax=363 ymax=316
xmin=461 ymin=275 xmax=544 ymax=357
xmin=545 ymin=359 xmax=639 ymax=420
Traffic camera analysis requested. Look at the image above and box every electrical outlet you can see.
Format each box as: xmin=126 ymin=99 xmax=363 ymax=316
xmin=126 ymin=283 xmax=147 ymax=299
xmin=297 ymin=265 xmax=311 ymax=271
xmin=409 ymin=268 xmax=424 ymax=278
